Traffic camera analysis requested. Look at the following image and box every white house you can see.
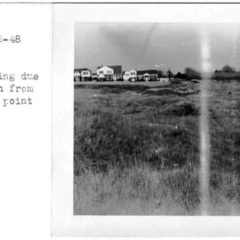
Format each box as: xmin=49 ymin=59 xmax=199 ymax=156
xmin=96 ymin=66 xmax=114 ymax=81
xmin=137 ymin=69 xmax=158 ymax=81
xmin=74 ymin=68 xmax=92 ymax=81
xmin=143 ymin=73 xmax=150 ymax=82
xmin=81 ymin=70 xmax=91 ymax=81
xmin=74 ymin=71 xmax=81 ymax=82
xmin=123 ymin=69 xmax=137 ymax=81
xmin=123 ymin=71 xmax=130 ymax=81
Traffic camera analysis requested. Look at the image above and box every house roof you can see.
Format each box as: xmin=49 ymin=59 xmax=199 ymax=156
xmin=137 ymin=69 xmax=158 ymax=75
xmin=74 ymin=68 xmax=91 ymax=73
xmin=96 ymin=66 xmax=114 ymax=73
xmin=108 ymin=65 xmax=122 ymax=74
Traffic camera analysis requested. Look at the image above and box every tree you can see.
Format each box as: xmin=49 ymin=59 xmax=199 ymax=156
xmin=174 ymin=72 xmax=186 ymax=79
xmin=167 ymin=69 xmax=174 ymax=78
xmin=221 ymin=65 xmax=236 ymax=73
xmin=157 ymin=70 xmax=163 ymax=78
xmin=184 ymin=67 xmax=201 ymax=80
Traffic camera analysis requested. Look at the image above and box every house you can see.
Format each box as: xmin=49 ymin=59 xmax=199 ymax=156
xmin=123 ymin=69 xmax=137 ymax=81
xmin=158 ymin=77 xmax=170 ymax=83
xmin=74 ymin=70 xmax=81 ymax=82
xmin=108 ymin=65 xmax=122 ymax=81
xmin=74 ymin=68 xmax=92 ymax=81
xmin=81 ymin=69 xmax=92 ymax=81
xmin=91 ymin=73 xmax=98 ymax=81
xmin=96 ymin=66 xmax=114 ymax=81
xmin=137 ymin=69 xmax=158 ymax=81
xmin=123 ymin=71 xmax=130 ymax=81
xmin=96 ymin=65 xmax=122 ymax=81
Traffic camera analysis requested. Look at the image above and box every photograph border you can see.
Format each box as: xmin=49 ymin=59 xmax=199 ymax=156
xmin=52 ymin=2 xmax=240 ymax=237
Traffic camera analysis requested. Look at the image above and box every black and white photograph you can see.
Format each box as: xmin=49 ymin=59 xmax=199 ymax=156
xmin=3 ymin=2 xmax=240 ymax=239
xmin=74 ymin=22 xmax=240 ymax=216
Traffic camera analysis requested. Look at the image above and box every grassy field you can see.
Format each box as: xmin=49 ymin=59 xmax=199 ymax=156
xmin=74 ymin=80 xmax=240 ymax=215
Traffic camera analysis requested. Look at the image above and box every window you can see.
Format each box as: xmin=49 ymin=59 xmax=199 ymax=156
xmin=82 ymin=71 xmax=89 ymax=76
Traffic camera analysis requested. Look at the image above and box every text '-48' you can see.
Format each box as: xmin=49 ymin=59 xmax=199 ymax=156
xmin=0 ymin=35 xmax=21 ymax=43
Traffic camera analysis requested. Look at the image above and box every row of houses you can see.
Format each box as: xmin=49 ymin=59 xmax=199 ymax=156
xmin=74 ymin=65 xmax=165 ymax=82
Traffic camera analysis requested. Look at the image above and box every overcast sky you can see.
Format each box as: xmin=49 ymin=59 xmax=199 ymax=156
xmin=75 ymin=23 xmax=240 ymax=73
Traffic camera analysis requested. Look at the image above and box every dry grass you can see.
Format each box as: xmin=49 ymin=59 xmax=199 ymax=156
xmin=74 ymin=80 xmax=240 ymax=215
xmin=74 ymin=164 xmax=200 ymax=215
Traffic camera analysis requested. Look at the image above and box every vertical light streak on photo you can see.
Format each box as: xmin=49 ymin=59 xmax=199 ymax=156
xmin=200 ymin=27 xmax=211 ymax=215
xmin=230 ymin=24 xmax=238 ymax=96
xmin=231 ymin=24 xmax=238 ymax=66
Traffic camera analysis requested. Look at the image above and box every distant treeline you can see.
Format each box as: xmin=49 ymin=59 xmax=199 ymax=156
xmin=172 ymin=65 xmax=240 ymax=80
xmin=211 ymin=65 xmax=240 ymax=80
